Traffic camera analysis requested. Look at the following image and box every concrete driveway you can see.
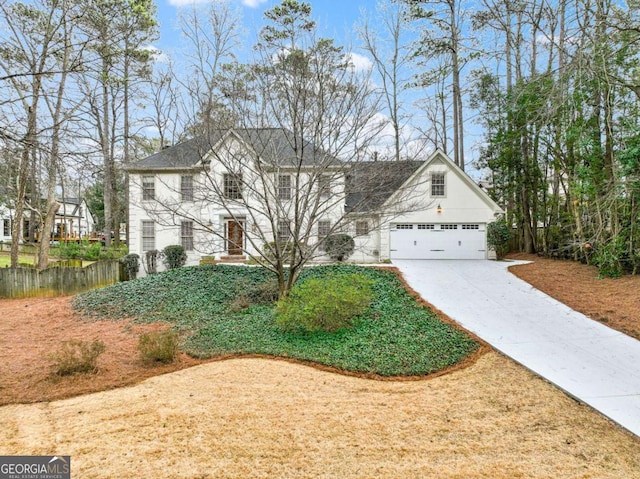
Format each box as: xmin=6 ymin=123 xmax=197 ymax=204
xmin=394 ymin=259 xmax=640 ymax=438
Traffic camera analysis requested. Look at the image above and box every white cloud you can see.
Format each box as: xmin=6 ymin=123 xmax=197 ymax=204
xmin=347 ymin=52 xmax=373 ymax=73
xmin=536 ymin=33 xmax=551 ymax=45
xmin=241 ymin=0 xmax=268 ymax=7
xmin=141 ymin=44 xmax=170 ymax=63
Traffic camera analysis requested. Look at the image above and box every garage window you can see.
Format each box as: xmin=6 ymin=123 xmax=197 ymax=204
xmin=462 ymin=224 xmax=480 ymax=230
xmin=440 ymin=224 xmax=458 ymax=230
xmin=417 ymin=224 xmax=435 ymax=230
xmin=395 ymin=224 xmax=413 ymax=230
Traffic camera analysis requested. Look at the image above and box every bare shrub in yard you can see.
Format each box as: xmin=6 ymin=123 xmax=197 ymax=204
xmin=50 ymin=339 xmax=106 ymax=376
xmin=230 ymin=279 xmax=280 ymax=312
xmin=230 ymin=294 xmax=252 ymax=312
xmin=138 ymin=330 xmax=180 ymax=364
xmin=247 ymin=280 xmax=279 ymax=304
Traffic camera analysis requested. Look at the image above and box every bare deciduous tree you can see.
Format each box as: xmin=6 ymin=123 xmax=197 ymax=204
xmin=134 ymin=0 xmax=430 ymax=297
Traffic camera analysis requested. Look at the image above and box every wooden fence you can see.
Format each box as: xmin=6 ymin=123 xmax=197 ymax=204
xmin=0 ymin=260 xmax=122 ymax=298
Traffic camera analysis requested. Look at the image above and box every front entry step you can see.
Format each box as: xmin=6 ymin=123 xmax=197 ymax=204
xmin=218 ymin=255 xmax=247 ymax=263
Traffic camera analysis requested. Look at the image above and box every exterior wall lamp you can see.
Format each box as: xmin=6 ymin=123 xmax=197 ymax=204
xmin=437 ymin=204 xmax=442 ymax=214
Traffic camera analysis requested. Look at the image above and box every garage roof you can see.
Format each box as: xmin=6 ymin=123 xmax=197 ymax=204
xmin=345 ymin=161 xmax=424 ymax=213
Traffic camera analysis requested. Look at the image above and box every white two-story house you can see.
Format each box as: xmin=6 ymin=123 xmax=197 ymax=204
xmin=127 ymin=127 xmax=503 ymax=271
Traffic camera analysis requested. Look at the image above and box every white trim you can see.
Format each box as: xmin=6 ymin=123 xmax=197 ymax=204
xmin=381 ymin=150 xmax=504 ymax=215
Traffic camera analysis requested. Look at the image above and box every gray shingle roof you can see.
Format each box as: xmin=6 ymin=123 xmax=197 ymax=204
xmin=345 ymin=161 xmax=424 ymax=213
xmin=126 ymin=126 xmax=423 ymax=214
xmin=126 ymin=134 xmax=221 ymax=171
xmin=126 ymin=128 xmax=339 ymax=171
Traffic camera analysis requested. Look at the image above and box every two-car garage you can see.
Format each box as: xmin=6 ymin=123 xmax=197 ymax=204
xmin=390 ymin=223 xmax=487 ymax=260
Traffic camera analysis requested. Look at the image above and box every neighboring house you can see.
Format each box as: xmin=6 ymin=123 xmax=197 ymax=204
xmin=126 ymin=128 xmax=503 ymax=270
xmin=0 ymin=197 xmax=96 ymax=243
xmin=54 ymin=198 xmax=96 ymax=240
xmin=0 ymin=205 xmax=11 ymax=243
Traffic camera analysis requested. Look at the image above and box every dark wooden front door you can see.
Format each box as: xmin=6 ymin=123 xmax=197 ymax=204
xmin=226 ymin=221 xmax=243 ymax=255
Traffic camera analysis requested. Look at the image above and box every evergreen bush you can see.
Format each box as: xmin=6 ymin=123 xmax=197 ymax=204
xmin=275 ymin=273 xmax=372 ymax=333
xmin=594 ymin=238 xmax=624 ymax=278
xmin=162 ymin=245 xmax=187 ymax=270
xmin=322 ymin=234 xmax=355 ymax=262
xmin=487 ymin=220 xmax=512 ymax=260
xmin=120 ymin=253 xmax=140 ymax=280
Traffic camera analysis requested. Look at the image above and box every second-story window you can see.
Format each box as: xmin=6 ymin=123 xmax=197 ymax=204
xmin=278 ymin=174 xmax=291 ymax=200
xmin=142 ymin=175 xmax=155 ymax=201
xmin=181 ymin=175 xmax=194 ymax=202
xmin=223 ymin=173 xmax=243 ymax=200
xmin=318 ymin=174 xmax=331 ymax=198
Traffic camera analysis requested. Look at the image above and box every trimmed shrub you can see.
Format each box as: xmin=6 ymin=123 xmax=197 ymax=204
xmin=322 ymin=234 xmax=355 ymax=262
xmin=162 ymin=245 xmax=187 ymax=270
xmin=120 ymin=253 xmax=140 ymax=281
xmin=487 ymin=220 xmax=512 ymax=260
xmin=275 ymin=273 xmax=372 ymax=333
xmin=49 ymin=339 xmax=106 ymax=376
xmin=138 ymin=330 xmax=180 ymax=364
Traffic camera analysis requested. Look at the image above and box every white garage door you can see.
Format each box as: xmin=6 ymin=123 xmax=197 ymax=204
xmin=390 ymin=224 xmax=486 ymax=260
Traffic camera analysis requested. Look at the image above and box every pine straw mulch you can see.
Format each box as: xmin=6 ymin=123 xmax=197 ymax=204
xmin=0 ymin=297 xmax=207 ymax=406
xmin=0 ymin=257 xmax=639 ymax=477
xmin=507 ymin=253 xmax=640 ymax=340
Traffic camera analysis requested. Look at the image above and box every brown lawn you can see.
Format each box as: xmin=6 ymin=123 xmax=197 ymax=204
xmin=0 ymin=257 xmax=639 ymax=478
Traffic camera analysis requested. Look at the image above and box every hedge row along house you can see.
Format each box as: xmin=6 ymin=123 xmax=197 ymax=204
xmin=126 ymin=128 xmax=503 ymax=274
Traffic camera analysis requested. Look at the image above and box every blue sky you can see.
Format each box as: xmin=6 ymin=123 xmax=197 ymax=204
xmin=155 ymin=0 xmax=373 ymax=53
xmin=150 ymin=0 xmax=487 ymax=176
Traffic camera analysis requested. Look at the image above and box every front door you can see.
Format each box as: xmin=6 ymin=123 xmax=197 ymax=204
xmin=226 ymin=220 xmax=244 ymax=255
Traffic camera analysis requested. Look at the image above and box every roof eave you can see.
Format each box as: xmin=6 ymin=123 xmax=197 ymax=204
xmin=124 ymin=165 xmax=205 ymax=173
